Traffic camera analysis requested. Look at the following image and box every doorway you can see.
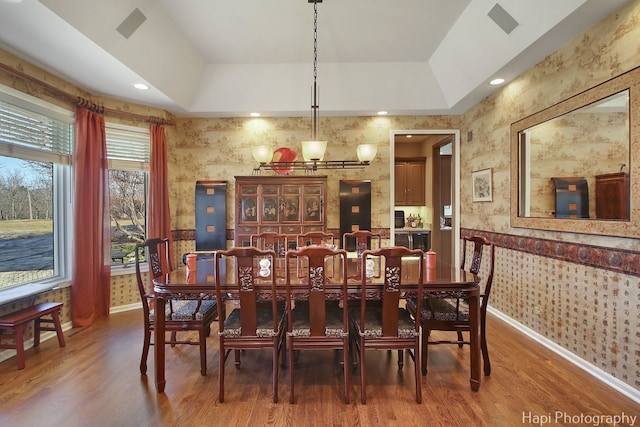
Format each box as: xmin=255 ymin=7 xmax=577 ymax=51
xmin=390 ymin=130 xmax=460 ymax=268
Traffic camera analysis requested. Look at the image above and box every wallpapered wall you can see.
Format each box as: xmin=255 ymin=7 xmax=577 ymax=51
xmin=166 ymin=115 xmax=459 ymax=233
xmin=459 ymin=0 xmax=640 ymax=391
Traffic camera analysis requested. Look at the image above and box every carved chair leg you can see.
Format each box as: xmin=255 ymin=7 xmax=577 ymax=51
xmin=199 ymin=329 xmax=207 ymax=376
xmin=218 ymin=339 xmax=225 ymax=403
xmin=140 ymin=329 xmax=151 ymax=375
xmin=342 ymin=336 xmax=350 ymax=404
xmin=421 ymin=328 xmax=429 ymax=376
xmin=288 ymin=337 xmax=295 ymax=404
xmin=280 ymin=333 xmax=288 ymax=368
xmin=481 ymin=314 xmax=491 ymax=376
xmin=414 ymin=339 xmax=422 ymax=403
xmin=359 ymin=336 xmax=366 ymax=404
xmin=272 ymin=340 xmax=279 ymax=403
xmin=234 ymin=349 xmax=241 ymax=368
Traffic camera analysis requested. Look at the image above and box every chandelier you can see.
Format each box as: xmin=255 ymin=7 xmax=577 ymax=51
xmin=252 ymin=0 xmax=377 ymax=173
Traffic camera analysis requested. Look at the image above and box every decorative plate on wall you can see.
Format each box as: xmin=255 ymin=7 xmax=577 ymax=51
xmin=270 ymin=147 xmax=297 ymax=174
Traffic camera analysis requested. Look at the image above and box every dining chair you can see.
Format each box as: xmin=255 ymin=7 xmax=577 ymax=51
xmin=134 ymin=238 xmax=219 ymax=376
xmin=250 ymin=232 xmax=289 ymax=277
xmin=342 ymin=230 xmax=381 ymax=280
xmin=408 ymin=235 xmax=495 ymax=376
xmin=350 ymin=246 xmax=424 ymax=404
xmin=285 ymin=245 xmax=350 ymax=404
xmin=214 ymin=247 xmax=286 ymax=403
xmin=296 ymin=230 xmax=335 ymax=248
xmin=295 ymin=230 xmax=336 ymax=278
xmin=250 ymin=232 xmax=288 ymax=256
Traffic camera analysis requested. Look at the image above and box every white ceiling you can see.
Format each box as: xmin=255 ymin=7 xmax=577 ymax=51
xmin=0 ymin=0 xmax=630 ymax=118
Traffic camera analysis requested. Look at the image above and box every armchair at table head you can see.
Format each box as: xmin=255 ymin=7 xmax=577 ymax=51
xmin=134 ymin=238 xmax=218 ymax=377
xmin=407 ymin=235 xmax=495 ymax=377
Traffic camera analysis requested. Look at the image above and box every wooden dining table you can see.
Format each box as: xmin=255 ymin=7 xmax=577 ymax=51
xmin=152 ymin=255 xmax=481 ymax=393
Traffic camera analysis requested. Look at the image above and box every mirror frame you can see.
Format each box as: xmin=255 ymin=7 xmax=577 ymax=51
xmin=510 ymin=66 xmax=639 ymax=237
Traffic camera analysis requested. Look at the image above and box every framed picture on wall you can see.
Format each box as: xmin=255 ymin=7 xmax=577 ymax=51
xmin=472 ymin=168 xmax=492 ymax=202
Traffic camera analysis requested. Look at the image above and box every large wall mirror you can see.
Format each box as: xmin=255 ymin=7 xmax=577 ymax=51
xmin=510 ymin=66 xmax=639 ymax=237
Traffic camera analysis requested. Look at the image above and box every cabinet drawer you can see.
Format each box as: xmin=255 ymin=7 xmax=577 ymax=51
xmin=237 ymin=226 xmax=258 ymax=235
xmin=260 ymin=225 xmax=280 ymax=233
xmin=302 ymin=225 xmax=324 ymax=233
xmin=281 ymin=225 xmax=302 ymax=235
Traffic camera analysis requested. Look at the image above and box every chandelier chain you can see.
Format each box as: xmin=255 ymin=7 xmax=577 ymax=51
xmin=313 ymin=1 xmax=318 ymax=82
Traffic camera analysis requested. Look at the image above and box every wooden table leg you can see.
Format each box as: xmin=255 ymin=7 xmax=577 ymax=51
xmin=468 ymin=289 xmax=481 ymax=391
xmin=154 ymin=296 xmax=166 ymax=393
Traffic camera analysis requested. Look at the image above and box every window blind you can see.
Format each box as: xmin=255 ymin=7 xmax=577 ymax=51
xmin=0 ymin=98 xmax=73 ymax=164
xmin=105 ymin=124 xmax=150 ymax=171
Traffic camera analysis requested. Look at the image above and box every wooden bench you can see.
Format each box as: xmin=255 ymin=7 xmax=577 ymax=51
xmin=0 ymin=302 xmax=66 ymax=370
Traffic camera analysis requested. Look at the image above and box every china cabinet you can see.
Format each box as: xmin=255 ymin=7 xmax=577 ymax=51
xmin=234 ymin=176 xmax=327 ymax=248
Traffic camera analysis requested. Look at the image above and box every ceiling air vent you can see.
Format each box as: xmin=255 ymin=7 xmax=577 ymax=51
xmin=488 ymin=3 xmax=519 ymax=35
xmin=116 ymin=8 xmax=147 ymax=39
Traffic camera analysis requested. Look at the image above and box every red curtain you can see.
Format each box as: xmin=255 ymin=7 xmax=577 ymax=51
xmin=71 ymin=108 xmax=111 ymax=326
xmin=148 ymin=125 xmax=174 ymax=271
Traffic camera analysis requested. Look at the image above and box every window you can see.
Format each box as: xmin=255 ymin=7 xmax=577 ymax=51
xmin=106 ymin=124 xmax=149 ymax=268
xmin=0 ymin=85 xmax=73 ymax=291
xmin=0 ymin=84 xmax=151 ymax=294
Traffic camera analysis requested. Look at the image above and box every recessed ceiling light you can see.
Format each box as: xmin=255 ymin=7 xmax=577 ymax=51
xmin=377 ymin=111 xmax=388 ymax=115
xmin=133 ymin=83 xmax=149 ymax=90
xmin=490 ymin=78 xmax=505 ymax=86
xmin=406 ymin=135 xmax=413 ymax=138
xmin=250 ymin=112 xmax=261 ymax=117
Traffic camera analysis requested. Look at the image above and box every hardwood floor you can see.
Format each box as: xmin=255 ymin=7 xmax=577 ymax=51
xmin=0 ymin=309 xmax=637 ymax=427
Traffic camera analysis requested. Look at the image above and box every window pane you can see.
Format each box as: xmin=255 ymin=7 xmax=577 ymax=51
xmin=0 ymin=156 xmax=54 ymax=289
xmin=109 ymin=169 xmax=146 ymax=266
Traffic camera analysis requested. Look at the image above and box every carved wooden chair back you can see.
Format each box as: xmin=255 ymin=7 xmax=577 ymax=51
xmin=214 ymin=247 xmax=286 ymax=403
xmin=342 ymin=230 xmax=381 ymax=280
xmin=284 ymin=245 xmax=350 ymax=404
xmin=350 ymin=246 xmax=424 ymax=404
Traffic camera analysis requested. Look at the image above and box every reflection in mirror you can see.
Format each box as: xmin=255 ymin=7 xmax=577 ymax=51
xmin=510 ymin=65 xmax=639 ymax=237
xmin=518 ymin=90 xmax=629 ymax=220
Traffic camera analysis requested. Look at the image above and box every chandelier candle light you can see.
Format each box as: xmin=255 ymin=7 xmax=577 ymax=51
xmin=252 ymin=0 xmax=377 ymax=173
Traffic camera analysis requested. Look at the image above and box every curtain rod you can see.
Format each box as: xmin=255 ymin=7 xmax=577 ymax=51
xmin=0 ymin=62 xmax=175 ymax=126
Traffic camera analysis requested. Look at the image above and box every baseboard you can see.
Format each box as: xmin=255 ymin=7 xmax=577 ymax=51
xmin=489 ymin=306 xmax=640 ymax=404
xmin=110 ymin=302 xmax=141 ymax=314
